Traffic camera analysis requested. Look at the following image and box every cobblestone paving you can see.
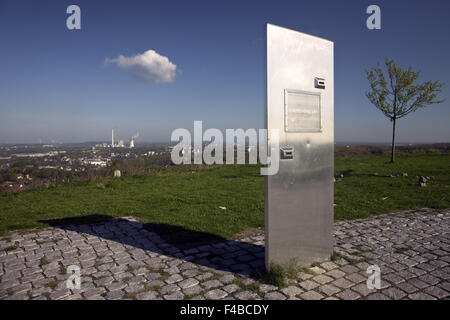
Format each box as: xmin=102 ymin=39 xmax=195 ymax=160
xmin=0 ymin=209 xmax=449 ymax=300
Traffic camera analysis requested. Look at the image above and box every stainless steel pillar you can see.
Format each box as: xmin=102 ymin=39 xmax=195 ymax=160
xmin=265 ymin=24 xmax=334 ymax=269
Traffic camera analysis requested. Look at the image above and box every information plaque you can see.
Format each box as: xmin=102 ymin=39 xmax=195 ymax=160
xmin=285 ymin=90 xmax=321 ymax=132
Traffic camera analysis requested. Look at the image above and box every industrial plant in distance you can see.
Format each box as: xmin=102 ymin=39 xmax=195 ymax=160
xmin=0 ymin=129 xmax=173 ymax=193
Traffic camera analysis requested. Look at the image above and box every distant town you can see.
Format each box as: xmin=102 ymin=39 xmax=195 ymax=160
xmin=1 ymin=126 xmax=448 ymax=194
xmin=0 ymin=129 xmax=174 ymax=192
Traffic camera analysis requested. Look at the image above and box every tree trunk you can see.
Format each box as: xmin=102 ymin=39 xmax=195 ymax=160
xmin=390 ymin=117 xmax=396 ymax=163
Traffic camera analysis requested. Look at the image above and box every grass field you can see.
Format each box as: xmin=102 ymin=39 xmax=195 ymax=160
xmin=334 ymin=152 xmax=449 ymax=220
xmin=0 ymin=153 xmax=448 ymax=240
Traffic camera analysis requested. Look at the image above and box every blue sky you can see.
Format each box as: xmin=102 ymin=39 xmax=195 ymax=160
xmin=0 ymin=0 xmax=449 ymax=144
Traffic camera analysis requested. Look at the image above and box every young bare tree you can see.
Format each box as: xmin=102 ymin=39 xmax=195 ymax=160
xmin=366 ymin=58 xmax=444 ymax=162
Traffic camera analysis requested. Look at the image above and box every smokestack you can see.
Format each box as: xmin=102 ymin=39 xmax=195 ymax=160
xmin=112 ymin=129 xmax=114 ymax=147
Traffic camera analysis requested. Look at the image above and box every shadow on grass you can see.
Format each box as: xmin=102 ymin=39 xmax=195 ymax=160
xmin=39 ymin=215 xmax=265 ymax=278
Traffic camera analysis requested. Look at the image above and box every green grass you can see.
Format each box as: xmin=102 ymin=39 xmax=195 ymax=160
xmin=0 ymin=165 xmax=264 ymax=238
xmin=0 ymin=153 xmax=448 ymax=238
xmin=260 ymin=260 xmax=299 ymax=287
xmin=334 ymin=153 xmax=449 ymax=220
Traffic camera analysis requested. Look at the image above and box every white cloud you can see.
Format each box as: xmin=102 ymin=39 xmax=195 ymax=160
xmin=105 ymin=50 xmax=177 ymax=83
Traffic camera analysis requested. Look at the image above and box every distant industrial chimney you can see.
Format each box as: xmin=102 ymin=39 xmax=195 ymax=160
xmin=129 ymin=132 xmax=138 ymax=148
xmin=111 ymin=129 xmax=114 ymax=147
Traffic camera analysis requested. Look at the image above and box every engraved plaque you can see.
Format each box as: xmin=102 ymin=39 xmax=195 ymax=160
xmin=284 ymin=90 xmax=321 ymax=132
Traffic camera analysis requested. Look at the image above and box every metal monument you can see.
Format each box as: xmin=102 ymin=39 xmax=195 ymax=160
xmin=265 ymin=24 xmax=334 ymax=268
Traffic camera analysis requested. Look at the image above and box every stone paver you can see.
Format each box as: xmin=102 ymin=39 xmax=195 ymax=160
xmin=264 ymin=291 xmax=286 ymax=300
xmin=280 ymin=286 xmax=303 ymax=297
xmin=336 ymin=289 xmax=361 ymax=300
xmin=300 ymin=291 xmax=324 ymax=300
xmin=178 ymin=278 xmax=199 ymax=289
xmin=318 ymin=284 xmax=341 ymax=296
xmin=234 ymin=290 xmax=259 ymax=300
xmin=0 ymin=210 xmax=449 ymax=300
xmin=204 ymin=289 xmax=227 ymax=300
xmin=223 ymin=284 xmax=240 ymax=294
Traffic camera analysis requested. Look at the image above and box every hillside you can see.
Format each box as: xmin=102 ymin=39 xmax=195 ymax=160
xmin=0 ymin=153 xmax=448 ymax=241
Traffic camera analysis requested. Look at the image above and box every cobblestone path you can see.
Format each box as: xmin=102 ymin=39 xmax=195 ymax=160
xmin=0 ymin=209 xmax=449 ymax=300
